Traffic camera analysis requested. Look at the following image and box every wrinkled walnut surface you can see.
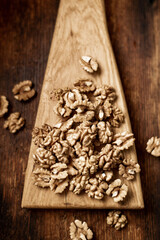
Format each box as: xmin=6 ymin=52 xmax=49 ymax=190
xmin=32 ymin=79 xmax=139 ymax=203
xmin=69 ymin=219 xmax=93 ymax=240
xmin=0 ymin=96 xmax=9 ymax=117
xmin=12 ymin=80 xmax=35 ymax=101
xmin=119 ymin=158 xmax=141 ymax=180
xmin=4 ymin=112 xmax=25 ymax=133
xmin=106 ymin=211 xmax=128 ymax=230
xmin=146 ymin=136 xmax=160 ymax=157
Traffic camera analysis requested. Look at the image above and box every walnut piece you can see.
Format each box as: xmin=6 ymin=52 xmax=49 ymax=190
xmin=106 ymin=179 xmax=128 ymax=203
xmin=113 ymin=132 xmax=135 ymax=150
xmin=146 ymin=136 xmax=160 ymax=157
xmin=3 ymin=112 xmax=25 ymax=133
xmin=74 ymin=79 xmax=96 ymax=92
xmin=106 ymin=211 xmax=128 ymax=230
xmin=79 ymin=56 xmax=98 ymax=73
xmin=85 ymin=176 xmax=108 ymax=200
xmin=69 ymin=219 xmax=93 ymax=240
xmin=12 ymin=80 xmax=35 ymax=101
xmin=119 ymin=158 xmax=141 ymax=180
xmin=0 ymin=96 xmax=9 ymax=117
xmin=33 ymin=147 xmax=56 ymax=168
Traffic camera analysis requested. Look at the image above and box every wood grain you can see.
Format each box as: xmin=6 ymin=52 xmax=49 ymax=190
xmin=21 ymin=0 xmax=144 ymax=209
xmin=0 ymin=0 xmax=159 ymax=239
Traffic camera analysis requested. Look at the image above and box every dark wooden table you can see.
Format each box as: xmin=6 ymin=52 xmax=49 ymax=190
xmin=0 ymin=0 xmax=159 ymax=239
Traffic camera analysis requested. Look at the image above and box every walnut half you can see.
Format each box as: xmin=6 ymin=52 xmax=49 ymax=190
xmin=106 ymin=179 xmax=128 ymax=203
xmin=79 ymin=56 xmax=98 ymax=73
xmin=146 ymin=136 xmax=160 ymax=157
xmin=12 ymin=80 xmax=35 ymax=101
xmin=69 ymin=219 xmax=93 ymax=240
xmin=3 ymin=112 xmax=25 ymax=133
xmin=106 ymin=211 xmax=128 ymax=230
xmin=0 ymin=96 xmax=9 ymax=117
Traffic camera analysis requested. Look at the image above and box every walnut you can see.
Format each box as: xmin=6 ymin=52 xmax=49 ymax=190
xmin=146 ymin=136 xmax=160 ymax=157
xmin=97 ymin=121 xmax=113 ymax=144
xmin=54 ymin=102 xmax=72 ymax=117
xmin=78 ymin=121 xmax=97 ymax=147
xmin=74 ymin=142 xmax=94 ymax=157
xmin=74 ymin=79 xmax=96 ymax=92
xmin=63 ymin=89 xmax=82 ymax=109
xmin=50 ymin=163 xmax=68 ymax=180
xmin=69 ymin=175 xmax=89 ymax=194
xmin=54 ymin=178 xmax=69 ymax=193
xmin=106 ymin=211 xmax=128 ymax=230
xmin=95 ymin=170 xmax=113 ymax=182
xmin=98 ymin=144 xmax=122 ymax=170
xmin=33 ymin=167 xmax=69 ymax=193
xmin=66 ymin=129 xmax=80 ymax=146
xmin=106 ymin=179 xmax=128 ymax=203
xmin=12 ymin=80 xmax=35 ymax=101
xmin=73 ymin=111 xmax=95 ymax=123
xmin=79 ymin=56 xmax=98 ymax=73
xmin=95 ymin=100 xmax=113 ymax=120
xmin=93 ymin=85 xmax=116 ymax=102
xmin=35 ymin=128 xmax=61 ymax=149
xmin=113 ymin=132 xmax=135 ymax=150
xmin=85 ymin=176 xmax=108 ymax=200
xmin=32 ymin=124 xmax=53 ymax=146
xmin=109 ymin=106 xmax=124 ymax=127
xmin=33 ymin=147 xmax=56 ymax=168
xmin=0 ymin=96 xmax=9 ymax=117
xmin=119 ymin=159 xmax=141 ymax=180
xmin=69 ymin=219 xmax=93 ymax=240
xmin=51 ymin=140 xmax=72 ymax=163
xmin=3 ymin=112 xmax=25 ymax=133
xmin=33 ymin=168 xmax=52 ymax=188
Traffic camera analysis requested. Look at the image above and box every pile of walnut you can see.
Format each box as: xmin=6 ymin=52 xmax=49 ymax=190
xmin=32 ymin=79 xmax=141 ymax=202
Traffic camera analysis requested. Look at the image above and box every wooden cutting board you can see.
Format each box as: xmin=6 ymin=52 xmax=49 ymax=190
xmin=21 ymin=0 xmax=144 ymax=209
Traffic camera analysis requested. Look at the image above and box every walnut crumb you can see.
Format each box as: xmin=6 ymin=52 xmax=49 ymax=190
xmin=146 ymin=136 xmax=160 ymax=157
xmin=3 ymin=112 xmax=25 ymax=133
xmin=12 ymin=80 xmax=35 ymax=101
xmin=79 ymin=56 xmax=98 ymax=73
xmin=106 ymin=211 xmax=128 ymax=230
xmin=0 ymin=96 xmax=9 ymax=117
xmin=69 ymin=219 xmax=93 ymax=240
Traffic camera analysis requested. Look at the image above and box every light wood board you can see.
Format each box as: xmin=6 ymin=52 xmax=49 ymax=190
xmin=21 ymin=0 xmax=144 ymax=209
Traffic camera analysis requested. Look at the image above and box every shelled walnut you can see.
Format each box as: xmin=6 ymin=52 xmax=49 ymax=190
xmin=74 ymin=79 xmax=95 ymax=92
xmin=119 ymin=158 xmax=141 ymax=180
xmin=146 ymin=136 xmax=160 ymax=157
xmin=106 ymin=179 xmax=128 ymax=203
xmin=69 ymin=219 xmax=93 ymax=240
xmin=0 ymin=96 xmax=9 ymax=117
xmin=12 ymin=80 xmax=35 ymax=101
xmin=85 ymin=176 xmax=108 ymax=200
xmin=3 ymin=112 xmax=25 ymax=133
xmin=106 ymin=211 xmax=128 ymax=230
xmin=79 ymin=56 xmax=98 ymax=73
xmin=32 ymin=79 xmax=139 ymax=202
